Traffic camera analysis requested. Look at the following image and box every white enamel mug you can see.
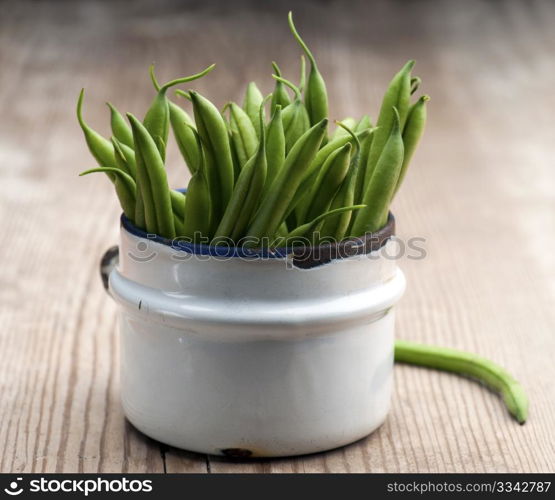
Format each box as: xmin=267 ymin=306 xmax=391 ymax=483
xmin=102 ymin=214 xmax=405 ymax=457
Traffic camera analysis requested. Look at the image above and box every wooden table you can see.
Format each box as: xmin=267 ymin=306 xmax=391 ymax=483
xmin=1 ymin=0 xmax=553 ymax=473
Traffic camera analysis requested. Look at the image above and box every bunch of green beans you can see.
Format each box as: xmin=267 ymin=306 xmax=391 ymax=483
xmin=77 ymin=11 xmax=429 ymax=245
xmin=77 ymin=12 xmax=528 ymax=424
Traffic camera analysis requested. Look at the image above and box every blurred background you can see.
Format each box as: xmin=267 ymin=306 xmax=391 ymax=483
xmin=0 ymin=0 xmax=553 ymax=473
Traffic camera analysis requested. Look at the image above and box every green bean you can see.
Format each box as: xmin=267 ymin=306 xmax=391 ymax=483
xmin=168 ymin=101 xmax=201 ymax=175
xmin=395 ymin=340 xmax=528 ymax=424
xmin=134 ymin=181 xmax=145 ymax=230
xmin=246 ymin=118 xmax=328 ymax=244
xmin=111 ymin=137 xmax=136 ymax=179
xmin=291 ymin=128 xmax=372 ymax=225
xmin=273 ymin=75 xmax=310 ymax=153
xmin=394 ymin=95 xmax=429 ymax=196
xmin=331 ymin=118 xmax=356 ymax=140
xmin=146 ymin=64 xmax=216 ymax=160
xmin=288 ymin=12 xmax=328 ymax=126
xmin=283 ymin=205 xmax=365 ymax=244
xmin=351 ymin=108 xmax=404 ymax=236
xmin=190 ymin=90 xmax=235 ymax=224
xmin=170 ymin=190 xmax=186 ymax=220
xmin=79 ymin=167 xmax=136 ymax=220
xmin=225 ymin=102 xmax=258 ymax=169
xmin=321 ymin=121 xmax=362 ymax=240
xmin=182 ymin=127 xmax=211 ymax=239
xmin=264 ymin=104 xmax=285 ymax=193
xmin=270 ymin=62 xmax=291 ymax=114
xmin=410 ymin=76 xmax=422 ymax=95
xmin=355 ymin=114 xmax=373 ymax=133
xmin=298 ymin=54 xmax=306 ymax=93
xmin=76 ymin=89 xmax=117 ymax=177
xmin=363 ymin=60 xmax=413 ymax=191
xmin=213 ymin=105 xmax=267 ymax=242
xmin=107 ymin=102 xmax=134 ymax=148
xmin=243 ymin=82 xmax=264 ymax=138
xmin=127 ymin=113 xmax=175 ymax=238
xmin=303 ymin=143 xmax=352 ymax=224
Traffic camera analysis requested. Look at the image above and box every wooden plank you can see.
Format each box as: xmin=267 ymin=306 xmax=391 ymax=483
xmin=0 ymin=0 xmax=553 ymax=474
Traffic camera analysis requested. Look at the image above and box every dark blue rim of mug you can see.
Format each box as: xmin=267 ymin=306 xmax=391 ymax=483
xmin=121 ymin=189 xmax=395 ymax=261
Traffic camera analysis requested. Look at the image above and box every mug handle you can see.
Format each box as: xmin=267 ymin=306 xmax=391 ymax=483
xmin=99 ymin=245 xmax=119 ymax=295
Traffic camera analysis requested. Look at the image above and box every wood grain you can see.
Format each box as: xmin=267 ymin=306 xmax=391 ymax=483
xmin=0 ymin=0 xmax=553 ymax=473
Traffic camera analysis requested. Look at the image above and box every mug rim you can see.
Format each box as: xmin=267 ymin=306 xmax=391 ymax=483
xmin=121 ymin=189 xmax=396 ymax=267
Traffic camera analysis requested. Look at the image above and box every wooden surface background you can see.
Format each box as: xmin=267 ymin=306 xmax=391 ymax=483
xmin=1 ymin=0 xmax=554 ymax=473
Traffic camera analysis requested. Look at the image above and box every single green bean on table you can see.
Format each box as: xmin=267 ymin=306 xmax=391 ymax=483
xmin=395 ymin=340 xmax=528 ymax=424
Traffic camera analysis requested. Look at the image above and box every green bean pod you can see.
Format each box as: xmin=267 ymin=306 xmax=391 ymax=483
xmin=331 ymin=118 xmax=356 ymax=140
xmin=352 ymin=131 xmax=373 ymax=205
xmin=226 ymin=102 xmax=258 ymax=169
xmin=321 ymin=121 xmax=362 ymax=240
xmin=79 ymin=167 xmax=136 ymax=220
xmin=394 ymin=340 xmax=528 ymax=424
xmin=213 ymin=107 xmax=267 ymax=242
xmin=410 ymin=76 xmax=422 ymax=95
xmin=146 ymin=64 xmax=216 ymax=160
xmin=127 ymin=113 xmax=175 ymax=238
xmin=288 ymin=11 xmax=328 ymax=126
xmin=111 ymin=137 xmax=136 ymax=179
xmin=283 ymin=205 xmax=365 ymax=244
xmin=274 ymin=75 xmax=310 ymax=153
xmin=394 ymin=95 xmax=429 ymax=196
xmin=243 ymin=82 xmax=264 ymax=138
xmin=107 ymin=102 xmax=134 ymax=148
xmin=77 ymin=89 xmax=117 ymax=176
xmin=351 ymin=108 xmax=404 ymax=236
xmin=363 ymin=60 xmax=414 ymax=191
xmin=182 ymin=129 xmax=211 ymax=240
xmin=190 ymin=90 xmax=235 ymax=224
xmin=303 ymin=143 xmax=352 ymax=224
xmin=134 ymin=180 xmax=146 ymax=230
xmin=355 ymin=114 xmax=373 ymax=133
xmin=291 ymin=128 xmax=372 ymax=224
xmin=170 ymin=190 xmax=186 ymax=220
xmin=168 ymin=101 xmax=201 ymax=175
xmin=270 ymin=62 xmax=291 ymax=114
xmin=246 ymin=118 xmax=328 ymax=244
xmin=264 ymin=105 xmax=286 ymax=193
